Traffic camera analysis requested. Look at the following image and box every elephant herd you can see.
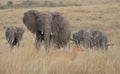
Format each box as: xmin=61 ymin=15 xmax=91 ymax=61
xmin=4 ymin=9 xmax=109 ymax=51
xmin=72 ymin=29 xmax=108 ymax=50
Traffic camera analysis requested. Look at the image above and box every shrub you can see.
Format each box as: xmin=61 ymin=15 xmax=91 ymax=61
xmin=0 ymin=0 xmax=82 ymax=9
xmin=41 ymin=1 xmax=56 ymax=7
xmin=73 ymin=3 xmax=82 ymax=6
xmin=21 ymin=0 xmax=39 ymax=7
xmin=58 ymin=1 xmax=65 ymax=6
xmin=7 ymin=1 xmax=13 ymax=6
xmin=0 ymin=4 xmax=5 ymax=9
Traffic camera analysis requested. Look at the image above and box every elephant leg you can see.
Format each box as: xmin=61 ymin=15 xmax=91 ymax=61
xmin=104 ymin=43 xmax=108 ymax=50
xmin=53 ymin=33 xmax=59 ymax=49
xmin=83 ymin=41 xmax=87 ymax=48
xmin=49 ymin=33 xmax=54 ymax=49
xmin=8 ymin=38 xmax=14 ymax=50
xmin=17 ymin=41 xmax=20 ymax=48
xmin=96 ymin=41 xmax=101 ymax=50
xmin=35 ymin=33 xmax=42 ymax=50
xmin=85 ymin=42 xmax=90 ymax=49
xmin=101 ymin=41 xmax=108 ymax=50
xmin=89 ymin=41 xmax=93 ymax=49
xmin=10 ymin=43 xmax=14 ymax=51
xmin=16 ymin=37 xmax=20 ymax=48
xmin=35 ymin=39 xmax=41 ymax=50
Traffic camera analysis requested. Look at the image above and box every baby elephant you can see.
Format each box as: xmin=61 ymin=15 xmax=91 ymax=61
xmin=91 ymin=29 xmax=108 ymax=50
xmin=72 ymin=28 xmax=108 ymax=50
xmin=5 ymin=26 xmax=24 ymax=49
xmin=72 ymin=29 xmax=85 ymax=46
xmin=72 ymin=29 xmax=93 ymax=48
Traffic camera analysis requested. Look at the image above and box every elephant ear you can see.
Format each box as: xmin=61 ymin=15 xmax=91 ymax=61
xmin=23 ymin=10 xmax=39 ymax=34
xmin=51 ymin=12 xmax=63 ymax=29
xmin=51 ymin=12 xmax=70 ymax=30
xmin=17 ymin=28 xmax=24 ymax=35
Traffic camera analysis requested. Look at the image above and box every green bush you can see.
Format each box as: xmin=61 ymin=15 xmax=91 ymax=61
xmin=73 ymin=3 xmax=81 ymax=6
xmin=7 ymin=1 xmax=13 ymax=6
xmin=0 ymin=1 xmax=82 ymax=9
xmin=0 ymin=4 xmax=5 ymax=9
xmin=58 ymin=1 xmax=65 ymax=6
xmin=41 ymin=1 xmax=56 ymax=7
xmin=20 ymin=0 xmax=40 ymax=7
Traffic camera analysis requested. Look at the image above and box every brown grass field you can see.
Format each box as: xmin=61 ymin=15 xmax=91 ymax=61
xmin=0 ymin=1 xmax=120 ymax=74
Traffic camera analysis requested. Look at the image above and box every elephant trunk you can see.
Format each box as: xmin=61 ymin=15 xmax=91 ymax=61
xmin=44 ymin=30 xmax=51 ymax=51
xmin=44 ymin=21 xmax=52 ymax=51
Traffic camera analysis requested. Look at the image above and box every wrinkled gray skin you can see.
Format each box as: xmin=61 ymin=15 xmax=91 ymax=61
xmin=5 ymin=26 xmax=24 ymax=49
xmin=91 ymin=29 xmax=108 ymax=50
xmin=72 ymin=29 xmax=84 ymax=46
xmin=82 ymin=29 xmax=93 ymax=49
xmin=51 ymin=12 xmax=71 ymax=48
xmin=23 ymin=10 xmax=71 ymax=51
xmin=72 ymin=29 xmax=93 ymax=48
xmin=72 ymin=28 xmax=108 ymax=50
xmin=36 ymin=12 xmax=53 ymax=50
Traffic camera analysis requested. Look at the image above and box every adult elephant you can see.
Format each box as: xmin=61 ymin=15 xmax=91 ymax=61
xmin=23 ymin=10 xmax=71 ymax=51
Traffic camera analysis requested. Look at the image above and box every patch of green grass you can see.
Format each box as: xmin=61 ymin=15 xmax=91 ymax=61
xmin=0 ymin=1 xmax=82 ymax=10
xmin=0 ymin=4 xmax=5 ymax=9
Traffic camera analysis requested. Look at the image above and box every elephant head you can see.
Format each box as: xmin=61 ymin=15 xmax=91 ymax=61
xmin=72 ymin=29 xmax=85 ymax=46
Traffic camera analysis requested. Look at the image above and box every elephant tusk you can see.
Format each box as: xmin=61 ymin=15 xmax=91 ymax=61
xmin=41 ymin=32 xmax=43 ymax=34
xmin=50 ymin=32 xmax=53 ymax=36
xmin=11 ymin=39 xmax=14 ymax=43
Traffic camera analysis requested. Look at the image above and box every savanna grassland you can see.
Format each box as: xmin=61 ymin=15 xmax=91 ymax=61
xmin=0 ymin=1 xmax=120 ymax=74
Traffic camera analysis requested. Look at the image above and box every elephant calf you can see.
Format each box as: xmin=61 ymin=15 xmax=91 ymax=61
xmin=91 ymin=29 xmax=108 ymax=50
xmin=72 ymin=29 xmax=93 ymax=48
xmin=5 ymin=26 xmax=24 ymax=49
xmin=72 ymin=29 xmax=84 ymax=46
xmin=72 ymin=28 xmax=108 ymax=50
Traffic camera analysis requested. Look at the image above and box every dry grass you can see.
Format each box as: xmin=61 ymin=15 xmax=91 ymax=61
xmin=0 ymin=2 xmax=120 ymax=74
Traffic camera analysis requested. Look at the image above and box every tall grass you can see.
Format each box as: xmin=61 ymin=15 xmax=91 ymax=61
xmin=0 ymin=46 xmax=120 ymax=74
